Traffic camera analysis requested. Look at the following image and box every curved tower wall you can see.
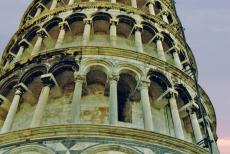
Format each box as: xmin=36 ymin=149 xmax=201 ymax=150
xmin=0 ymin=0 xmax=219 ymax=154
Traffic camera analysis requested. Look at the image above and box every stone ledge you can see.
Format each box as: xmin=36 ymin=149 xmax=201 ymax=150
xmin=0 ymin=124 xmax=208 ymax=154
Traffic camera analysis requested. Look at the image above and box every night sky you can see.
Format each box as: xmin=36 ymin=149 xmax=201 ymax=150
xmin=0 ymin=0 xmax=229 ymax=153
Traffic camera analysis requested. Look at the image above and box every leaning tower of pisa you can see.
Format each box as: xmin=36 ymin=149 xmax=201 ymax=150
xmin=0 ymin=0 xmax=220 ymax=153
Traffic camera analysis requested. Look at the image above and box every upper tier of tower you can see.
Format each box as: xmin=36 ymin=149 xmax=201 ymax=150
xmin=1 ymin=0 xmax=197 ymax=78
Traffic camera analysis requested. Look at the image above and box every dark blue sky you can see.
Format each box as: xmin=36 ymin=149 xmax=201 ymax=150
xmin=0 ymin=0 xmax=229 ymax=153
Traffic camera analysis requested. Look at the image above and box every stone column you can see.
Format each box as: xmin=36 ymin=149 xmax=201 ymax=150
xmin=134 ymin=24 xmax=143 ymax=52
xmin=109 ymin=74 xmax=119 ymax=125
xmin=30 ymin=74 xmax=56 ymax=128
xmin=162 ymin=12 xmax=169 ymax=24
xmin=3 ymin=55 xmax=14 ymax=70
xmin=156 ymin=35 xmax=166 ymax=61
xmin=140 ymin=79 xmax=154 ymax=131
xmin=172 ymin=50 xmax=182 ymax=70
xmin=31 ymin=29 xmax=47 ymax=56
xmin=110 ymin=18 xmax=118 ymax=47
xmin=131 ymin=0 xmax=137 ymax=8
xmin=34 ymin=5 xmax=43 ymax=17
xmin=169 ymin=92 xmax=184 ymax=140
xmin=82 ymin=18 xmax=92 ymax=46
xmin=68 ymin=0 xmax=75 ymax=5
xmin=50 ymin=0 xmax=58 ymax=10
xmin=55 ymin=21 xmax=68 ymax=48
xmin=14 ymin=39 xmax=30 ymax=62
xmin=147 ymin=0 xmax=155 ymax=15
xmin=111 ymin=0 xmax=116 ymax=3
xmin=1 ymin=84 xmax=26 ymax=133
xmin=70 ymin=72 xmax=85 ymax=123
xmin=207 ymin=122 xmax=220 ymax=154
xmin=189 ymin=111 xmax=203 ymax=143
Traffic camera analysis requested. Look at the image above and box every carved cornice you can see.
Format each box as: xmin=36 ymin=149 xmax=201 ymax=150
xmin=0 ymin=124 xmax=209 ymax=154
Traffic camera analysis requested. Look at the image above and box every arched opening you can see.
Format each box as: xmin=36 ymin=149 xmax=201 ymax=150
xmin=117 ymin=71 xmax=139 ymax=125
xmin=41 ymin=0 xmax=52 ymax=10
xmin=117 ymin=16 xmax=136 ymax=50
xmin=91 ymin=13 xmax=110 ymax=46
xmin=175 ymin=85 xmax=195 ymax=143
xmin=23 ymin=26 xmax=40 ymax=57
xmin=81 ymin=66 xmax=109 ymax=124
xmin=0 ymin=77 xmax=18 ymax=125
xmin=162 ymin=33 xmax=175 ymax=64
xmin=10 ymin=66 xmax=47 ymax=131
xmin=137 ymin=0 xmax=146 ymax=9
xmin=43 ymin=18 xmax=62 ymax=50
xmin=66 ymin=14 xmax=85 ymax=45
xmin=40 ymin=61 xmax=77 ymax=125
xmin=167 ymin=13 xmax=174 ymax=24
xmin=141 ymin=22 xmax=158 ymax=56
xmin=154 ymin=1 xmax=162 ymax=15
xmin=148 ymin=71 xmax=172 ymax=135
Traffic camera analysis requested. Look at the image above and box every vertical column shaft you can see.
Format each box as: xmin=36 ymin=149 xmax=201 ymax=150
xmin=3 ymin=59 xmax=10 ymax=70
xmin=207 ymin=123 xmax=220 ymax=154
xmin=1 ymin=89 xmax=23 ymax=133
xmin=169 ymin=94 xmax=184 ymax=140
xmin=148 ymin=3 xmax=155 ymax=15
xmin=135 ymin=25 xmax=143 ymax=52
xmin=55 ymin=22 xmax=68 ymax=48
xmin=14 ymin=46 xmax=25 ymax=62
xmin=190 ymin=112 xmax=203 ymax=143
xmin=50 ymin=0 xmax=58 ymax=10
xmin=110 ymin=19 xmax=118 ymax=47
xmin=30 ymin=85 xmax=51 ymax=127
xmin=173 ymin=51 xmax=182 ymax=70
xmin=156 ymin=36 xmax=166 ymax=61
xmin=131 ymin=0 xmax=137 ymax=8
xmin=140 ymin=80 xmax=154 ymax=131
xmin=70 ymin=73 xmax=84 ymax=123
xmin=109 ymin=75 xmax=119 ymax=125
xmin=32 ymin=36 xmax=43 ymax=56
xmin=34 ymin=7 xmax=42 ymax=17
xmin=162 ymin=12 xmax=169 ymax=24
xmin=82 ymin=19 xmax=92 ymax=46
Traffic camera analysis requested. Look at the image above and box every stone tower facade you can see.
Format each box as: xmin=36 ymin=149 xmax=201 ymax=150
xmin=0 ymin=0 xmax=219 ymax=154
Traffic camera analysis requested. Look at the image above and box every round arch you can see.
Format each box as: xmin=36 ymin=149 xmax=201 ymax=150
xmin=5 ymin=144 xmax=55 ymax=154
xmin=81 ymin=144 xmax=142 ymax=154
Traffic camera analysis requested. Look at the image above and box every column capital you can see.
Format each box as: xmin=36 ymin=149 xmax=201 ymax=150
xmin=162 ymin=10 xmax=169 ymax=16
xmin=110 ymin=18 xmax=118 ymax=25
xmin=36 ymin=28 xmax=48 ymax=38
xmin=109 ymin=73 xmax=119 ymax=82
xmin=83 ymin=18 xmax=92 ymax=24
xmin=156 ymin=34 xmax=164 ymax=41
xmin=41 ymin=73 xmax=58 ymax=87
xmin=140 ymin=78 xmax=151 ymax=89
xmin=14 ymin=83 xmax=29 ymax=96
xmin=165 ymin=88 xmax=178 ymax=98
xmin=74 ymin=72 xmax=86 ymax=81
xmin=19 ymin=39 xmax=31 ymax=48
xmin=134 ymin=24 xmax=143 ymax=31
xmin=59 ymin=21 xmax=69 ymax=30
xmin=36 ymin=3 xmax=44 ymax=9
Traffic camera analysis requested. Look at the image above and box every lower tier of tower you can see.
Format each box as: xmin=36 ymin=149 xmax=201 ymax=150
xmin=0 ymin=125 xmax=208 ymax=154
